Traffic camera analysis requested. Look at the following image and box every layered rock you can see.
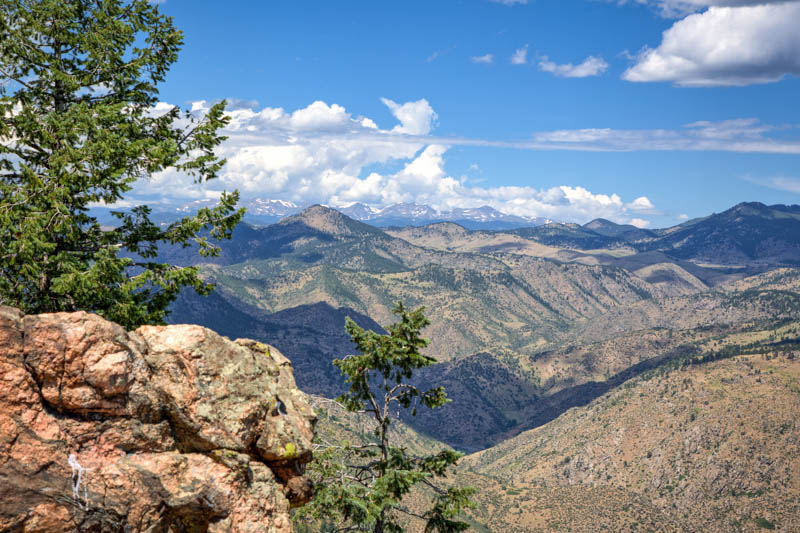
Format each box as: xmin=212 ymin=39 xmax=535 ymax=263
xmin=0 ymin=306 xmax=315 ymax=532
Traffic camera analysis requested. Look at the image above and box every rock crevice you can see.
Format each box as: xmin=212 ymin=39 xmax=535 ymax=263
xmin=0 ymin=306 xmax=315 ymax=532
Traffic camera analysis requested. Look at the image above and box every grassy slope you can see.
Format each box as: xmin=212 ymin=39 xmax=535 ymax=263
xmin=458 ymin=326 xmax=800 ymax=532
xmin=400 ymin=269 xmax=800 ymax=450
xmin=206 ymin=251 xmax=668 ymax=358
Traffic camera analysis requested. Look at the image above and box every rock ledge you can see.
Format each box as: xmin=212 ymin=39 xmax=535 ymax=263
xmin=0 ymin=306 xmax=315 ymax=532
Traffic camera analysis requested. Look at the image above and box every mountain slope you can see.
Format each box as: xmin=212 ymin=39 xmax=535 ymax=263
xmin=459 ymin=329 xmax=800 ymax=532
xmin=388 ymin=223 xmax=728 ymax=290
xmin=175 ymin=267 xmax=800 ymax=451
xmin=569 ymin=268 xmax=800 ymax=345
xmin=406 ymin=276 xmax=800 ymax=451
xmin=204 ymin=252 xmax=663 ymax=362
xmin=512 ymin=222 xmax=627 ymax=250
xmin=168 ymin=289 xmax=384 ymax=397
xmin=583 ymin=218 xmax=656 ymax=241
xmin=643 ymin=202 xmax=800 ymax=265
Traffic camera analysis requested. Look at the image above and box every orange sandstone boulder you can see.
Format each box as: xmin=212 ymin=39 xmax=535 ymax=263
xmin=0 ymin=306 xmax=315 ymax=532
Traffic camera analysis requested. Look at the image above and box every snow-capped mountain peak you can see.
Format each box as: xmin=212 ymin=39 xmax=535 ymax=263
xmin=170 ymin=198 xmax=552 ymax=229
xmin=339 ymin=202 xmax=382 ymax=219
xmin=246 ymin=198 xmax=300 ymax=215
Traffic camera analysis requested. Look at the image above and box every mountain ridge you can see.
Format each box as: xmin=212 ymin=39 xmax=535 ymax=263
xmin=163 ymin=202 xmax=800 ymax=451
xmin=459 ymin=335 xmax=800 ymax=532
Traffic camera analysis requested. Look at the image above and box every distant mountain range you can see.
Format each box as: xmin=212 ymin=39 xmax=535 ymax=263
xmin=94 ymin=196 xmax=800 ymax=253
xmin=521 ymin=202 xmax=800 ymax=266
xmin=92 ymin=198 xmax=553 ymax=230
xmin=338 ymin=202 xmax=552 ymax=229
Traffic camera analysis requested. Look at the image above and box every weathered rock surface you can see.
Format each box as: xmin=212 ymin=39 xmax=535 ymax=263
xmin=0 ymin=306 xmax=315 ymax=532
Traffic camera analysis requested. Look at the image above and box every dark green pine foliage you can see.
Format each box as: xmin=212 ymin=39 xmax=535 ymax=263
xmin=295 ymin=302 xmax=476 ymax=533
xmin=0 ymin=0 xmax=243 ymax=329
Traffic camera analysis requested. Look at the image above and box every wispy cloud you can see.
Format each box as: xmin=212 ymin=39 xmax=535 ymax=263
xmin=426 ymin=51 xmax=443 ymax=63
xmin=320 ymin=116 xmax=800 ymax=155
xmin=743 ymin=175 xmax=800 ymax=194
xmin=511 ymin=45 xmax=528 ymax=65
xmin=426 ymin=45 xmax=455 ymax=63
xmin=490 ymin=0 xmax=528 ymax=5
xmin=626 ymin=196 xmax=662 ymax=215
xmin=471 ymin=53 xmax=495 ymax=64
xmin=538 ymin=55 xmax=608 ymax=78
xmin=521 ymin=118 xmax=800 ymax=154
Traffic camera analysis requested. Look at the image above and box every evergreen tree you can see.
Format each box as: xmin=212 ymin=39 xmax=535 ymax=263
xmin=295 ymin=302 xmax=475 ymax=533
xmin=0 ymin=0 xmax=243 ymax=328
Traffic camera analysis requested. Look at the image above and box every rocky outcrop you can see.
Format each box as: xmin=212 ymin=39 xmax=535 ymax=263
xmin=0 ymin=306 xmax=316 ymax=532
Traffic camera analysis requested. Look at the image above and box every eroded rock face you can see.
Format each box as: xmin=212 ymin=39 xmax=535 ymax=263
xmin=0 ymin=306 xmax=316 ymax=532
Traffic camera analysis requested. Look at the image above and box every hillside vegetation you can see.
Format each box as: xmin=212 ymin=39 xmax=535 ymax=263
xmin=458 ymin=327 xmax=800 ymax=532
xmin=169 ymin=204 xmax=800 ymax=451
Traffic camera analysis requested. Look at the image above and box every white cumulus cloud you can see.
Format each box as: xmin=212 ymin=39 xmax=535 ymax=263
xmin=623 ymin=3 xmax=800 ymax=86
xmin=627 ymin=196 xmax=657 ymax=212
xmin=538 ymin=55 xmax=609 ymax=78
xmin=289 ymin=101 xmax=351 ymax=131
xmin=125 ymin=98 xmax=800 ymax=225
xmin=126 ymin=98 xmax=662 ymax=224
xmin=511 ymin=46 xmax=529 ymax=65
xmin=380 ymin=98 xmax=438 ymax=135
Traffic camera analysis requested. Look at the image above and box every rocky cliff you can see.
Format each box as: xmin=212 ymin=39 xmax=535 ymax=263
xmin=0 ymin=306 xmax=316 ymax=532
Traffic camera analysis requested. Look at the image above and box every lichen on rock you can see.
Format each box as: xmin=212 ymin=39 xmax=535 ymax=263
xmin=0 ymin=306 xmax=316 ymax=532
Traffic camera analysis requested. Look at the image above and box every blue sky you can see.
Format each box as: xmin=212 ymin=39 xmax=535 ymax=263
xmin=134 ymin=0 xmax=800 ymax=227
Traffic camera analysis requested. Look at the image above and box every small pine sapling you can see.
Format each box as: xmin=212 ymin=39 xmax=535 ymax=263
xmin=295 ymin=302 xmax=475 ymax=533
